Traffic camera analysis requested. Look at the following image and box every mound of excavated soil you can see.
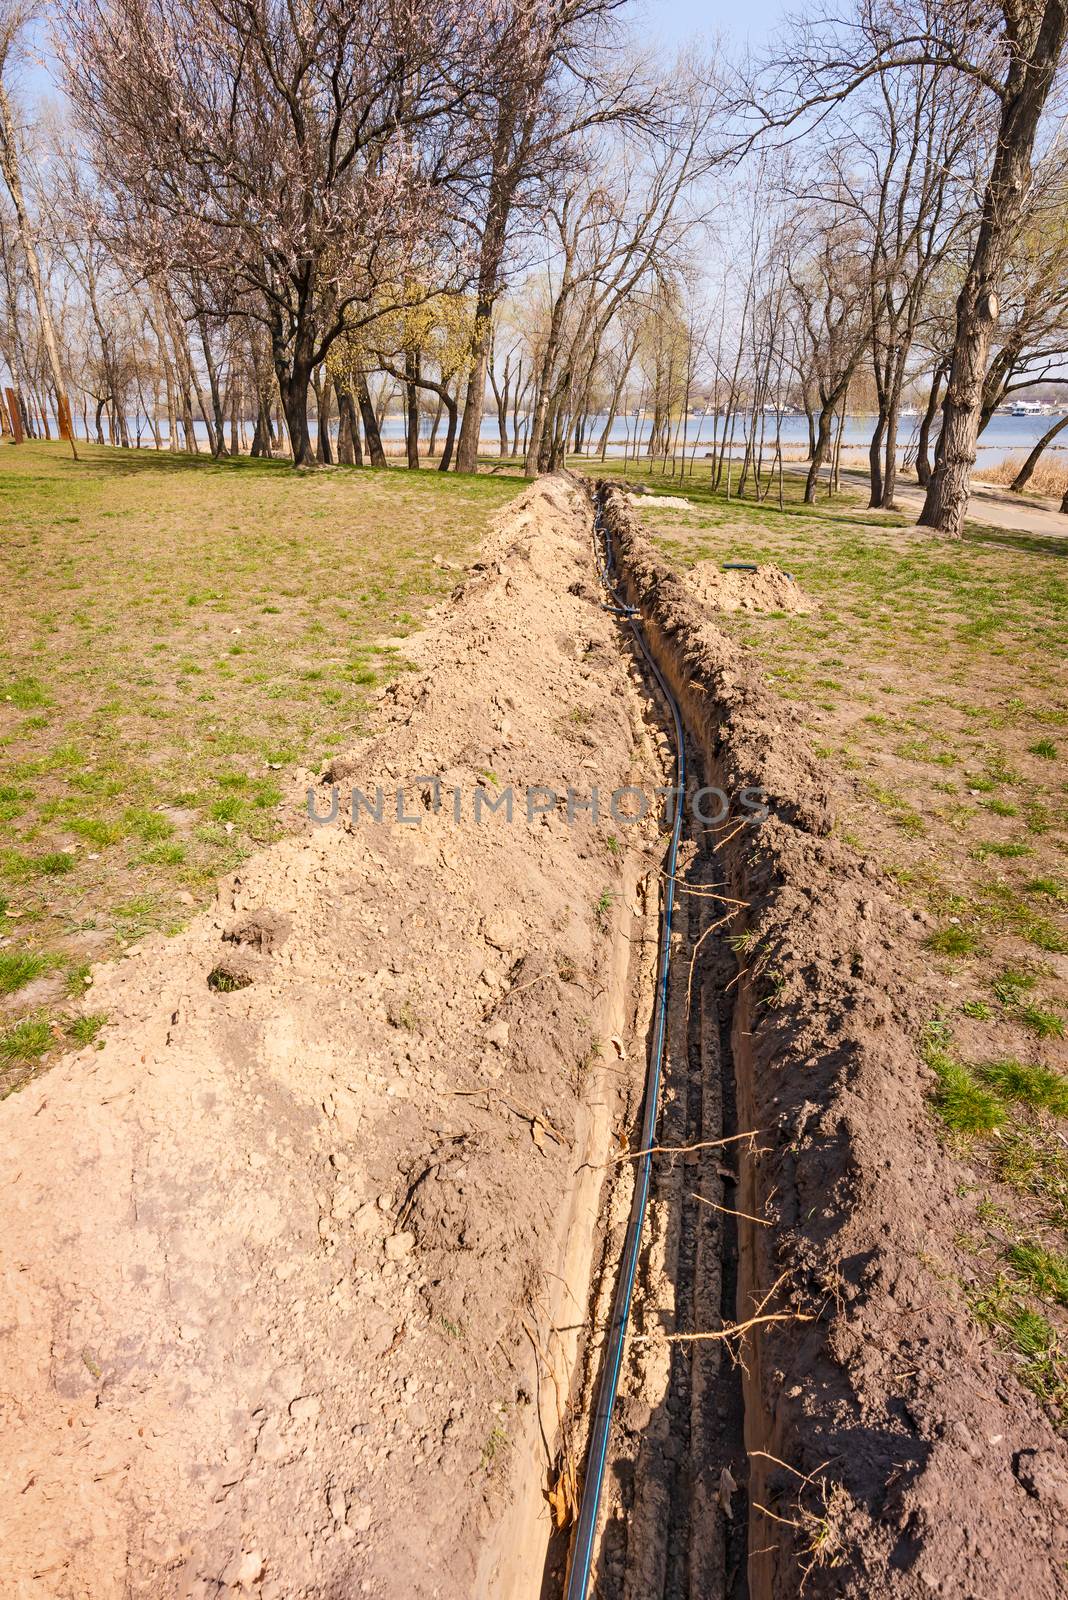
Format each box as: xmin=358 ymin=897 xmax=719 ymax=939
xmin=602 ymin=485 xmax=1068 ymax=1600
xmin=685 ymin=559 xmax=818 ymax=614
xmin=625 ymin=492 xmax=694 ymax=511
xmin=0 ymin=478 xmax=665 ymax=1599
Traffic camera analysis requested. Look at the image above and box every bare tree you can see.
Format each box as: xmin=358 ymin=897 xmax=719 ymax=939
xmin=452 ymin=0 xmax=652 ymax=473
xmin=63 ymin=0 xmax=496 ymax=465
xmin=846 ymin=57 xmax=985 ymax=507
xmin=917 ymin=0 xmax=1068 ymax=533
xmin=972 ymin=178 xmax=1068 ymax=427
xmin=786 ymin=206 xmax=873 ymax=502
xmin=746 ymin=0 xmax=1068 ymax=533
xmin=520 ymin=80 xmax=715 ymax=475
xmin=0 ymin=2 xmax=77 ymax=454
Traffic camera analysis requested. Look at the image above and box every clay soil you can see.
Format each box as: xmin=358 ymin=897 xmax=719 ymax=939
xmin=1 ymin=469 xmax=1067 ymax=1600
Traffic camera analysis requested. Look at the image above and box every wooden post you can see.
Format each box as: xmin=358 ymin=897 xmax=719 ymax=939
xmin=5 ymin=386 xmax=23 ymax=442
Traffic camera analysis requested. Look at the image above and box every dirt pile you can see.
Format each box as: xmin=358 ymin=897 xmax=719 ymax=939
xmin=601 ymin=484 xmax=1068 ymax=1599
xmin=625 ymin=491 xmax=694 ymax=511
xmin=684 ymin=558 xmax=818 ymax=614
xmin=0 ymin=478 xmax=666 ymax=1600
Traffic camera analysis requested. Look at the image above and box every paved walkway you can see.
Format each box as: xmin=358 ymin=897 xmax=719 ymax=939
xmin=836 ymin=467 xmax=1067 ymax=542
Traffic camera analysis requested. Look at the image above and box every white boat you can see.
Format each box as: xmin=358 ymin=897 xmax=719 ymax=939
xmin=1011 ymin=401 xmax=1044 ymax=416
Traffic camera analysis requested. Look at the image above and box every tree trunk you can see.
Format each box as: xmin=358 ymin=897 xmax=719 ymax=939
xmin=314 ymin=371 xmax=334 ymax=464
xmin=428 ymin=395 xmax=443 ymax=456
xmin=163 ymin=295 xmax=198 ymax=451
xmin=597 ymin=368 xmax=629 ymax=459
xmin=805 ymin=405 xmax=835 ymax=503
xmin=488 ymin=353 xmax=510 ymax=457
xmin=0 ymin=225 xmax=33 ymax=426
xmin=830 ymin=390 xmax=847 ymax=493
xmin=149 ymin=382 xmax=162 ymax=448
xmin=356 ymin=373 xmax=386 ymax=467
xmin=274 ymin=326 xmax=316 ymax=466
xmin=454 ymin=180 xmax=511 ymax=474
xmin=881 ymin=353 xmax=908 ymax=509
xmin=438 ymin=393 xmax=459 ymax=472
xmin=523 ymin=286 xmax=571 ymax=477
xmin=198 ymin=315 xmax=228 ymax=457
xmin=454 ymin=320 xmax=491 ymax=472
xmin=335 ymin=381 xmax=361 ymax=466
xmin=868 ymin=409 xmax=886 ymax=508
xmin=188 ymin=363 xmax=215 ymax=453
xmin=916 ymin=367 xmax=944 ymax=487
xmin=1010 ymin=412 xmax=1068 ymax=492
xmin=803 ymin=392 xmax=817 ymax=459
xmin=148 ymin=281 xmax=179 ymax=450
xmin=280 ymin=371 xmax=313 ymax=464
xmin=84 ymin=254 xmax=129 ymax=446
xmin=547 ymin=388 xmax=570 ymax=470
xmin=919 ymin=0 xmax=1068 ymax=536
xmin=405 ymin=349 xmax=420 ymax=470
xmin=251 ymin=405 xmax=268 ymax=457
xmin=511 ymin=361 xmax=525 ymax=460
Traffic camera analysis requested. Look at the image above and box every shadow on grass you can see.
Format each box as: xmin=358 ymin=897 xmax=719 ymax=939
xmin=1 ymin=440 xmax=520 ymax=498
xmin=963 ymin=520 xmax=1068 ymax=560
xmin=0 ymin=439 xmax=283 ymax=479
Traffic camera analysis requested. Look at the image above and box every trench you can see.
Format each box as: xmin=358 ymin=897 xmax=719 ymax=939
xmin=535 ymin=484 xmax=769 ymax=1600
xmin=581 ymin=760 xmax=751 ymax=1600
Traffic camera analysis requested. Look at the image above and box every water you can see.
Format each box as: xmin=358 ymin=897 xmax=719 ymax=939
xmin=463 ymin=410 xmax=1068 ymax=468
xmin=128 ymin=409 xmax=1068 ymax=469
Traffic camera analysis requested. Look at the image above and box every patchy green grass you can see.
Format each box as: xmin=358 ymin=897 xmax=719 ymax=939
xmin=593 ymin=887 xmax=614 ymax=934
xmin=1016 ymin=1002 xmax=1066 ymax=1041
xmin=967 ymin=1274 xmax=1068 ymax=1416
xmin=992 ymin=967 xmax=1038 ymax=1005
xmin=0 ymin=441 xmax=519 ymax=1092
xmin=1007 ymin=1242 xmax=1068 ymax=1307
xmin=1024 ymin=876 xmax=1067 ymax=902
xmin=0 ymin=948 xmax=53 ymax=995
xmin=978 ymin=1058 xmax=1068 ymax=1117
xmin=928 ymin=925 xmax=982 ymax=957
xmin=994 ymin=1128 xmax=1068 ymax=1230
xmin=931 ymin=1054 xmax=1004 ymax=1134
xmin=0 ymin=1014 xmax=54 ymax=1066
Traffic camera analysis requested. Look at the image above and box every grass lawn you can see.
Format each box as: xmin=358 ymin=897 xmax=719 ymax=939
xmin=0 ymin=442 xmax=518 ymax=1091
xmin=600 ymin=458 xmax=1068 ymax=1419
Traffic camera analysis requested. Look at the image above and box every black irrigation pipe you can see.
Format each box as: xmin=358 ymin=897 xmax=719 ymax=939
xmin=564 ymin=489 xmax=686 ymax=1599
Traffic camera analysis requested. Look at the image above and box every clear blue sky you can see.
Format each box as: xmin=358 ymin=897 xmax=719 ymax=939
xmin=644 ymin=0 xmax=788 ymax=51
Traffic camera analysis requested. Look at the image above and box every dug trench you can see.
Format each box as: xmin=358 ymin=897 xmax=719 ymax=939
xmin=593 ymin=483 xmax=1068 ymax=1599
xmin=0 ymin=476 xmax=1063 ymax=1600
